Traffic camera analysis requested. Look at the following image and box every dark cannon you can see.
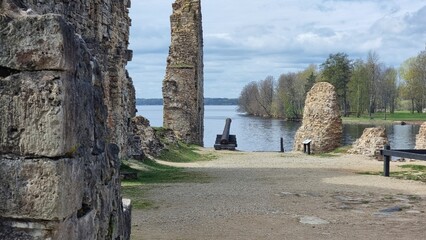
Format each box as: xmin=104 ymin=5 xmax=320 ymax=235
xmin=214 ymin=118 xmax=237 ymax=150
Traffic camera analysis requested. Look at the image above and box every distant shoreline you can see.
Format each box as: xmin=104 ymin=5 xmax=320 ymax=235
xmin=136 ymin=98 xmax=238 ymax=106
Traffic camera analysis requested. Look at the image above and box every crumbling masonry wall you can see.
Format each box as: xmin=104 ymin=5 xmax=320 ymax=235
xmin=18 ymin=0 xmax=137 ymax=157
xmin=163 ymin=0 xmax=204 ymax=145
xmin=0 ymin=0 xmax=132 ymax=239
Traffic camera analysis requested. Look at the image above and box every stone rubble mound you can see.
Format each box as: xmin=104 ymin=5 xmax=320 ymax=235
xmin=293 ymin=82 xmax=342 ymax=154
xmin=348 ymin=126 xmax=388 ymax=159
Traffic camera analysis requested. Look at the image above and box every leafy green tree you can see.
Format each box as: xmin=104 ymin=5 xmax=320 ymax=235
xmin=366 ymin=51 xmax=383 ymax=117
xmin=377 ymin=67 xmax=398 ymax=119
xmin=238 ymin=77 xmax=275 ymax=117
xmin=348 ymin=59 xmax=369 ymax=117
xmin=400 ymin=52 xmax=426 ymax=113
xmin=320 ymin=52 xmax=353 ymax=116
xmin=277 ymin=73 xmax=303 ymax=120
xmin=305 ymin=72 xmax=316 ymax=95
xmin=256 ymin=76 xmax=275 ymax=117
xmin=238 ymin=81 xmax=259 ymax=114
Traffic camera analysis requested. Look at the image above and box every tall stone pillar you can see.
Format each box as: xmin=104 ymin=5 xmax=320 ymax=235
xmin=163 ymin=0 xmax=204 ymax=145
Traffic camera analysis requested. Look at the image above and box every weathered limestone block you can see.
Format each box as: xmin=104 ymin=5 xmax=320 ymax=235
xmin=0 ymin=209 xmax=97 ymax=240
xmin=293 ymin=82 xmax=343 ymax=153
xmin=130 ymin=116 xmax=163 ymax=158
xmin=0 ymin=157 xmax=84 ymax=220
xmin=348 ymin=127 xmax=388 ymax=158
xmin=0 ymin=71 xmax=96 ymax=157
xmin=0 ymin=13 xmax=102 ymax=158
xmin=0 ymin=14 xmax=76 ymax=71
xmin=415 ymin=122 xmax=426 ymax=149
xmin=0 ymin=144 xmax=127 ymax=239
xmin=163 ymin=0 xmax=204 ymax=145
xmin=19 ymin=0 xmax=136 ymax=158
xmin=130 ymin=116 xmax=180 ymax=158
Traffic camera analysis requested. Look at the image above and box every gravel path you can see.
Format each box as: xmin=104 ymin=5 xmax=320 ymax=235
xmin=131 ymin=150 xmax=426 ymax=240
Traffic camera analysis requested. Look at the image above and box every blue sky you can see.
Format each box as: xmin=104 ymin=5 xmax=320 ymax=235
xmin=128 ymin=0 xmax=426 ymax=98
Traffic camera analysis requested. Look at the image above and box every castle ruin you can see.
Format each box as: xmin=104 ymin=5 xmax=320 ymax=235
xmin=163 ymin=0 xmax=204 ymax=145
xmin=0 ymin=0 xmax=134 ymax=238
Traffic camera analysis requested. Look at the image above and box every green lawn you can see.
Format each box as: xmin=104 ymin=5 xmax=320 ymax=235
xmin=120 ymin=143 xmax=215 ymax=210
xmin=359 ymin=164 xmax=426 ymax=183
xmin=157 ymin=142 xmax=216 ymax=162
xmin=344 ymin=111 xmax=426 ymax=124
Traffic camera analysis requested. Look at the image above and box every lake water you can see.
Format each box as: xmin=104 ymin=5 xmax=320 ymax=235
xmin=136 ymin=105 xmax=421 ymax=152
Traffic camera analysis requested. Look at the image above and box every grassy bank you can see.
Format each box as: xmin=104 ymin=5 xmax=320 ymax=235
xmin=157 ymin=142 xmax=216 ymax=162
xmin=360 ymin=164 xmax=426 ymax=183
xmin=343 ymin=111 xmax=426 ymax=124
xmin=121 ymin=143 xmax=214 ymax=210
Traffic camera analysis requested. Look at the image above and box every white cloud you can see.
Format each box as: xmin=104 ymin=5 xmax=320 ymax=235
xmin=128 ymin=0 xmax=426 ymax=98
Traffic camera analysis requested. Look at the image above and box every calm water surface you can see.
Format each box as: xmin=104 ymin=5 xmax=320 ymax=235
xmin=136 ymin=105 xmax=420 ymax=152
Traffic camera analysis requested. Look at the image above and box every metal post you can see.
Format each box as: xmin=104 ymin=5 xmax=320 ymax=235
xmin=280 ymin=137 xmax=284 ymax=152
xmin=384 ymin=145 xmax=390 ymax=177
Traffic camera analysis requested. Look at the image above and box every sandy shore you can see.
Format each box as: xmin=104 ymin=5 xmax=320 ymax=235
xmin=131 ymin=149 xmax=426 ymax=240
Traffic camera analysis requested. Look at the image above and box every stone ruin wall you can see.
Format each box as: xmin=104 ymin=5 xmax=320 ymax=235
xmin=415 ymin=122 xmax=426 ymax=149
xmin=0 ymin=0 xmax=133 ymax=239
xmin=163 ymin=0 xmax=204 ymax=145
xmin=293 ymin=82 xmax=343 ymax=154
xmin=18 ymin=0 xmax=136 ymax=157
xmin=348 ymin=127 xmax=388 ymax=159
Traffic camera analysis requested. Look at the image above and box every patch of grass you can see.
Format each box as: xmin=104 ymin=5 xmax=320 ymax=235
xmin=343 ymin=111 xmax=426 ymax=123
xmin=332 ymin=146 xmax=352 ymax=154
xmin=158 ymin=142 xmax=216 ymax=162
xmin=120 ymin=158 xmax=210 ymax=209
xmin=357 ymin=171 xmax=383 ymax=175
xmin=121 ymin=186 xmax=154 ymax=210
xmin=120 ymin=131 xmax=216 ymax=209
xmin=121 ymin=158 xmax=209 ymax=184
xmin=317 ymin=153 xmax=339 ymax=158
xmin=400 ymin=164 xmax=426 ymax=171
xmin=358 ymin=164 xmax=426 ymax=183
xmin=393 ymin=171 xmax=426 ymax=182
xmin=395 ymin=164 xmax=426 ymax=182
xmin=313 ymin=146 xmax=351 ymax=157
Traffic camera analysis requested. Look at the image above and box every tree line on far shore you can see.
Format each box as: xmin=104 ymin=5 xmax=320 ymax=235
xmin=238 ymin=50 xmax=426 ymax=120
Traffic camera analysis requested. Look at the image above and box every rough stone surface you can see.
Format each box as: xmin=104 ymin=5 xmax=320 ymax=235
xmin=130 ymin=116 xmax=163 ymax=158
xmin=0 ymin=1 xmax=131 ymax=239
xmin=293 ymin=82 xmax=343 ymax=153
xmin=163 ymin=0 xmax=204 ymax=145
xmin=0 ymin=15 xmax=98 ymax=157
xmin=0 ymin=14 xmax=75 ymax=71
xmin=130 ymin=116 xmax=180 ymax=158
xmin=415 ymin=122 xmax=426 ymax=149
xmin=348 ymin=127 xmax=388 ymax=158
xmin=122 ymin=199 xmax=132 ymax=240
xmin=0 ymin=157 xmax=84 ymax=220
xmin=16 ymin=0 xmax=136 ymax=158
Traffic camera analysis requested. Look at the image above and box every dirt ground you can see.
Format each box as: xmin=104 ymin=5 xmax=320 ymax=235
xmin=131 ymin=150 xmax=426 ymax=240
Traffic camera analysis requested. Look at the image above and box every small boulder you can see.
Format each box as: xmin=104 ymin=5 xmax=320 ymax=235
xmin=348 ymin=126 xmax=388 ymax=159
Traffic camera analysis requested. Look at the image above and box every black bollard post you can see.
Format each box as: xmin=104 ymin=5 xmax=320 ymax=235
xmin=280 ymin=137 xmax=284 ymax=152
xmin=383 ymin=145 xmax=391 ymax=177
